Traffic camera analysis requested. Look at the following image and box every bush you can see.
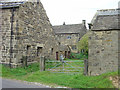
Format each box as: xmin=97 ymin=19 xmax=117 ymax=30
xmin=69 ymin=52 xmax=88 ymax=60
xmin=77 ymin=32 xmax=89 ymax=55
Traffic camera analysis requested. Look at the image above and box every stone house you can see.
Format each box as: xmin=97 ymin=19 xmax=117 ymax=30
xmin=0 ymin=1 xmax=69 ymax=67
xmin=88 ymin=9 xmax=120 ymax=75
xmin=53 ymin=20 xmax=87 ymax=54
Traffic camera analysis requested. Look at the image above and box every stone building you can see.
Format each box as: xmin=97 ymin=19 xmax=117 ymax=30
xmin=53 ymin=21 xmax=87 ymax=53
xmin=88 ymin=9 xmax=120 ymax=75
xmin=0 ymin=1 xmax=69 ymax=67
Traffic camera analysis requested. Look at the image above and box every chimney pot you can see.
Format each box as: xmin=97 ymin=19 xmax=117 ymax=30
xmin=82 ymin=20 xmax=86 ymax=26
xmin=63 ymin=22 xmax=66 ymax=25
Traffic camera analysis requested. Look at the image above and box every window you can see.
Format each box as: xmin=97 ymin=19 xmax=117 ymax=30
xmin=27 ymin=45 xmax=31 ymax=54
xmin=72 ymin=45 xmax=77 ymax=50
xmin=58 ymin=42 xmax=61 ymax=45
xmin=51 ymin=48 xmax=53 ymax=55
xmin=67 ymin=36 xmax=71 ymax=39
xmin=37 ymin=47 xmax=42 ymax=56
xmin=3 ymin=45 xmax=5 ymax=50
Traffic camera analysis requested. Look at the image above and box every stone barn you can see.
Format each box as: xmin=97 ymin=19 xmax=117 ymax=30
xmin=88 ymin=9 xmax=120 ymax=75
xmin=53 ymin=20 xmax=87 ymax=53
xmin=0 ymin=0 xmax=67 ymax=67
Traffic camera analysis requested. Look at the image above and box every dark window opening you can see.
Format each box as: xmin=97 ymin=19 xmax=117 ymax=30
xmin=51 ymin=48 xmax=53 ymax=55
xmin=3 ymin=45 xmax=5 ymax=50
xmin=37 ymin=47 xmax=42 ymax=56
xmin=27 ymin=45 xmax=31 ymax=54
xmin=67 ymin=36 xmax=71 ymax=39
xmin=72 ymin=45 xmax=77 ymax=50
xmin=58 ymin=42 xmax=61 ymax=45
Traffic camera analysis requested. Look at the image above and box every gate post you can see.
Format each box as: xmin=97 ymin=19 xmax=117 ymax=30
xmin=40 ymin=56 xmax=45 ymax=71
xmin=84 ymin=59 xmax=88 ymax=75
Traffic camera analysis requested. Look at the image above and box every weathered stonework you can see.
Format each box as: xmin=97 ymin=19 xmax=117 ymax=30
xmin=53 ymin=21 xmax=87 ymax=53
xmin=0 ymin=1 xmax=68 ymax=67
xmin=88 ymin=9 xmax=120 ymax=75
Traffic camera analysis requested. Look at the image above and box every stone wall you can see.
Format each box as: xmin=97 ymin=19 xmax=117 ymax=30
xmin=0 ymin=1 xmax=61 ymax=67
xmin=118 ymin=14 xmax=120 ymax=71
xmin=53 ymin=22 xmax=87 ymax=53
xmin=88 ymin=30 xmax=119 ymax=75
xmin=88 ymin=9 xmax=120 ymax=75
xmin=1 ymin=8 xmax=14 ymax=65
xmin=55 ymin=33 xmax=80 ymax=53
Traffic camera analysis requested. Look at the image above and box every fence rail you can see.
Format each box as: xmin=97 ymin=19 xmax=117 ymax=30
xmin=46 ymin=60 xmax=84 ymax=62
xmin=45 ymin=60 xmax=84 ymax=74
xmin=39 ymin=56 xmax=88 ymax=75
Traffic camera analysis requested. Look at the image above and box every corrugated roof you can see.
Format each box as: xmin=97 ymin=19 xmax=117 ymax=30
xmin=53 ymin=24 xmax=86 ymax=34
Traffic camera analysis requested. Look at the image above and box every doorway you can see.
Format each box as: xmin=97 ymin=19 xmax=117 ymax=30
xmin=65 ymin=51 xmax=67 ymax=58
xmin=68 ymin=51 xmax=71 ymax=59
xmin=56 ymin=52 xmax=59 ymax=60
xmin=37 ymin=47 xmax=42 ymax=56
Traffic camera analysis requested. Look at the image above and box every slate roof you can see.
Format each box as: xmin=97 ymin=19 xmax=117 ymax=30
xmin=58 ymin=45 xmax=70 ymax=51
xmin=0 ymin=1 xmax=25 ymax=8
xmin=53 ymin=24 xmax=87 ymax=34
xmin=91 ymin=9 xmax=120 ymax=30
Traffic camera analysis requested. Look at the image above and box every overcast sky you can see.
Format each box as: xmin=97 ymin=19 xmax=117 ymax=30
xmin=40 ymin=0 xmax=119 ymax=26
xmin=1 ymin=0 xmax=119 ymax=26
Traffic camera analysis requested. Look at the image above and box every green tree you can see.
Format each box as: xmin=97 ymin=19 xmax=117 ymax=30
xmin=77 ymin=32 xmax=89 ymax=55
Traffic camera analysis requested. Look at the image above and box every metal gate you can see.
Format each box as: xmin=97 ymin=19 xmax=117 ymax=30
xmin=45 ymin=60 xmax=84 ymax=74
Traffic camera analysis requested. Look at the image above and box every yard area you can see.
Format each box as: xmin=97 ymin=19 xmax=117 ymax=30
xmin=0 ymin=62 xmax=118 ymax=88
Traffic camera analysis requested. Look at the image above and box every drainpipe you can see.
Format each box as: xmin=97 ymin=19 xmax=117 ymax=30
xmin=9 ymin=7 xmax=15 ymax=68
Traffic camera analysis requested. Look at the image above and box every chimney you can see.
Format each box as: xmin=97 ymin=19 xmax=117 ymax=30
xmin=88 ymin=23 xmax=93 ymax=29
xmin=82 ymin=20 xmax=86 ymax=26
xmin=37 ymin=0 xmax=40 ymax=4
xmin=63 ymin=22 xmax=66 ymax=25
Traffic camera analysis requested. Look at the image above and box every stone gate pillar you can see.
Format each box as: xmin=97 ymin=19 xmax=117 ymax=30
xmin=88 ymin=9 xmax=120 ymax=75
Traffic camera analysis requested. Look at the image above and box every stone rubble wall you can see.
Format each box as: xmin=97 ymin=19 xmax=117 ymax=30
xmin=88 ymin=30 xmax=119 ymax=75
xmin=0 ymin=1 xmax=60 ymax=67
xmin=55 ymin=31 xmax=86 ymax=53
xmin=1 ymin=9 xmax=12 ymax=64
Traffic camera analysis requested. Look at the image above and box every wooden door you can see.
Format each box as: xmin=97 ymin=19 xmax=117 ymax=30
xmin=68 ymin=51 xmax=71 ymax=59
xmin=65 ymin=51 xmax=67 ymax=58
xmin=56 ymin=52 xmax=59 ymax=60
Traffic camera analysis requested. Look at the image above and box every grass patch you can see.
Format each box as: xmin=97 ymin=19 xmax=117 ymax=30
xmin=69 ymin=53 xmax=88 ymax=60
xmin=1 ymin=63 xmax=39 ymax=78
xmin=1 ymin=63 xmax=118 ymax=88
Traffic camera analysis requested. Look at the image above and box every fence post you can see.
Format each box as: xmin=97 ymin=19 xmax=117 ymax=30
xmin=22 ymin=56 xmax=27 ymax=67
xmin=40 ymin=56 xmax=45 ymax=71
xmin=84 ymin=59 xmax=88 ymax=75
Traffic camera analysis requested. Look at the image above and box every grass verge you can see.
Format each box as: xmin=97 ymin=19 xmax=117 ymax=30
xmin=0 ymin=63 xmax=118 ymax=88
